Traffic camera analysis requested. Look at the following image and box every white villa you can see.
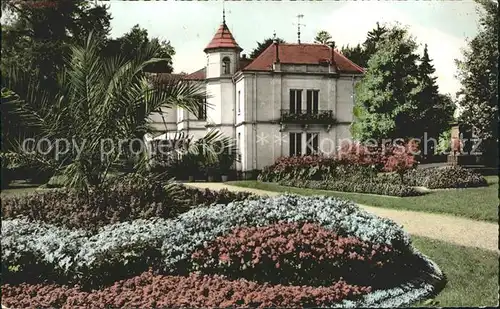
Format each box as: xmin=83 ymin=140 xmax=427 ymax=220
xmin=149 ymin=17 xmax=364 ymax=178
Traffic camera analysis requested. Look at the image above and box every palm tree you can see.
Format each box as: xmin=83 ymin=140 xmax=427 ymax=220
xmin=2 ymin=33 xmax=233 ymax=192
xmin=314 ymin=30 xmax=332 ymax=45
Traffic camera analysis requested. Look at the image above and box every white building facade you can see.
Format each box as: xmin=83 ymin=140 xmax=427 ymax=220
xmin=152 ymin=20 xmax=364 ymax=178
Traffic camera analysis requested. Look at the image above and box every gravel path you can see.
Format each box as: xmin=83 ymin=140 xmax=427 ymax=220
xmin=185 ymin=182 xmax=499 ymax=252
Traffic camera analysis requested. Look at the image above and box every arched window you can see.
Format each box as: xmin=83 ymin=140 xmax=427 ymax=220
xmin=222 ymin=57 xmax=231 ymax=74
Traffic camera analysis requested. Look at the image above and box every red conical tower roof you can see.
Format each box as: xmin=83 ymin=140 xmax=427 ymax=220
xmin=204 ymin=22 xmax=242 ymax=53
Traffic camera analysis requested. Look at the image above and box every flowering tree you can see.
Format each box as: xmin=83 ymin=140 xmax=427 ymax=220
xmin=383 ymin=152 xmax=416 ymax=182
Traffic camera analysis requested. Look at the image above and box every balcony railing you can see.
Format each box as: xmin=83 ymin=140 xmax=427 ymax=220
xmin=280 ymin=109 xmax=336 ymax=124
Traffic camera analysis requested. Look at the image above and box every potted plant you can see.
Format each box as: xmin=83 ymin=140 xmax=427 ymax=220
xmin=218 ymin=152 xmax=235 ymax=182
xmin=205 ymin=163 xmax=217 ymax=182
xmin=181 ymin=153 xmax=199 ymax=182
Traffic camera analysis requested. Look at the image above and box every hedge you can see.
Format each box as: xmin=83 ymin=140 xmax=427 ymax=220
xmin=403 ymin=166 xmax=488 ymax=189
xmin=377 ymin=166 xmax=488 ymax=189
xmin=257 ymin=155 xmax=378 ymax=183
xmin=278 ymin=179 xmax=423 ymax=197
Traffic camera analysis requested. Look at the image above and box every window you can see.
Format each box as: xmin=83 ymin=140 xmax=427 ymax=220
xmin=306 ymin=90 xmax=319 ymax=114
xmin=237 ymin=132 xmax=242 ymax=161
xmin=222 ymin=57 xmax=231 ymax=75
xmin=289 ymin=89 xmax=302 ymax=114
xmin=197 ymin=99 xmax=207 ymax=120
xmin=237 ymin=91 xmax=241 ymax=115
xmin=289 ymin=133 xmax=302 ymax=156
xmin=306 ymin=133 xmax=319 ymax=155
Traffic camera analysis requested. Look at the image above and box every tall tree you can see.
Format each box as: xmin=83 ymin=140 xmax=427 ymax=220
xmin=414 ymin=44 xmax=454 ymax=143
xmin=341 ymin=43 xmax=365 ymax=68
xmin=249 ymin=37 xmax=286 ymax=59
xmin=314 ymin=30 xmax=332 ymax=45
xmin=352 ymin=26 xmax=421 ymax=141
xmin=102 ymin=25 xmax=175 ymax=73
xmin=455 ymin=0 xmax=498 ymax=164
xmin=341 ymin=22 xmax=390 ymax=68
xmin=1 ymin=0 xmax=111 ymax=85
xmin=363 ymin=22 xmax=388 ymax=61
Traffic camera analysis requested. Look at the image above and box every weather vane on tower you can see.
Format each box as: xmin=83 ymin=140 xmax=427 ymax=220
xmin=222 ymin=0 xmax=226 ymax=24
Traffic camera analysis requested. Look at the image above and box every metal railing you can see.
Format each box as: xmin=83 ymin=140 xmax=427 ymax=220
xmin=280 ymin=109 xmax=336 ymax=124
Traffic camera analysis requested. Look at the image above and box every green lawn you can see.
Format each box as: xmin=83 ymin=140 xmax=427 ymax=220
xmin=411 ymin=236 xmax=499 ymax=307
xmin=228 ymin=176 xmax=498 ymax=222
xmin=1 ymin=182 xmax=41 ymax=197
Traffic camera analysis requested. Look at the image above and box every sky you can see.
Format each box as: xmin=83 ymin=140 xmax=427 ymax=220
xmin=103 ymin=1 xmax=482 ymax=96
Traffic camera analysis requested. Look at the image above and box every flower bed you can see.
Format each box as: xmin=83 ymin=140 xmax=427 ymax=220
xmin=378 ymin=166 xmax=488 ymax=189
xmin=403 ymin=166 xmax=488 ymax=189
xmin=279 ymin=179 xmax=423 ymax=197
xmin=191 ymin=222 xmax=415 ymax=288
xmin=2 ymin=195 xmax=445 ymax=307
xmin=1 ymin=180 xmax=254 ymax=230
xmin=1 ymin=272 xmax=370 ymax=309
xmin=257 ymin=142 xmax=418 ymax=184
xmin=257 ymin=155 xmax=378 ymax=183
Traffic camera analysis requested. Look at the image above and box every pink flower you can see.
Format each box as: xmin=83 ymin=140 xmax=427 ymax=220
xmin=219 ymin=254 xmax=230 ymax=262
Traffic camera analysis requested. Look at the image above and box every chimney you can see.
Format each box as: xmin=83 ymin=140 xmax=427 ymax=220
xmin=274 ymin=38 xmax=280 ymax=63
xmin=273 ymin=36 xmax=281 ymax=71
xmin=329 ymin=41 xmax=337 ymax=73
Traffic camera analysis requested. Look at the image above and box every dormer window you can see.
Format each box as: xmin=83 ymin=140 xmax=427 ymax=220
xmin=222 ymin=57 xmax=231 ymax=74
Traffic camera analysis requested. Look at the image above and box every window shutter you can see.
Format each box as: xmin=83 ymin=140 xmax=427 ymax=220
xmin=306 ymin=90 xmax=312 ymax=114
xmin=313 ymin=91 xmax=319 ymax=114
xmin=289 ymin=133 xmax=296 ymax=156
xmin=297 ymin=90 xmax=302 ymax=112
xmin=296 ymin=133 xmax=302 ymax=155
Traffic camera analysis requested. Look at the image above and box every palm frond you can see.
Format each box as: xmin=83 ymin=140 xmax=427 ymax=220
xmin=2 ymin=32 xmax=226 ymax=190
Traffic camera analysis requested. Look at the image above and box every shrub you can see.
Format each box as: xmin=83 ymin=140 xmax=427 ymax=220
xmin=403 ymin=166 xmax=488 ymax=189
xmin=1 ymin=151 xmax=55 ymax=184
xmin=191 ymin=222 xmax=414 ymax=288
xmin=2 ymin=195 xmax=444 ymax=307
xmin=1 ymin=153 xmax=12 ymax=188
xmin=436 ymin=130 xmax=452 ymax=154
xmin=258 ymin=155 xmax=377 ymax=183
xmin=151 ymin=152 xmax=203 ymax=180
xmin=383 ymin=151 xmax=417 ymax=182
xmin=1 ymin=178 xmax=254 ymax=230
xmin=337 ymin=141 xmax=419 ymax=172
xmin=1 ymin=271 xmax=371 ymax=309
xmin=279 ymin=179 xmax=422 ymax=197
xmin=336 ymin=142 xmax=383 ymax=168
xmin=258 ymin=142 xmax=418 ymax=183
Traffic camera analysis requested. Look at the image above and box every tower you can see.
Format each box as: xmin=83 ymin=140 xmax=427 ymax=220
xmin=204 ymin=9 xmax=242 ymax=78
xmin=203 ymin=8 xmax=242 ymax=137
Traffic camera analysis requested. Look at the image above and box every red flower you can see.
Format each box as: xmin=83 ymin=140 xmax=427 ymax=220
xmin=219 ymin=254 xmax=230 ymax=262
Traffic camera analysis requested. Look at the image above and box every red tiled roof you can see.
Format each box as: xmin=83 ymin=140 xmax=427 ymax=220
xmin=149 ymin=73 xmax=186 ymax=84
xmin=243 ymin=43 xmax=364 ymax=74
xmin=239 ymin=57 xmax=253 ymax=70
xmin=204 ymin=23 xmax=242 ymax=52
xmin=185 ymin=67 xmax=206 ymax=80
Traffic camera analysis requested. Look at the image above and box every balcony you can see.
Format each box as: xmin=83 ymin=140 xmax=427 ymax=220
xmin=280 ymin=109 xmax=337 ymax=125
